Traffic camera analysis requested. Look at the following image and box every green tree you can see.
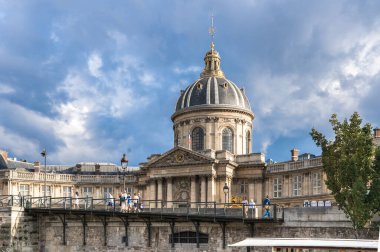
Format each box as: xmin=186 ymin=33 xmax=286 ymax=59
xmin=310 ymin=112 xmax=380 ymax=230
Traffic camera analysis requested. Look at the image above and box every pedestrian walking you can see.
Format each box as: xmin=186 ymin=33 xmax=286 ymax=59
xmin=248 ymin=199 xmax=257 ymax=218
xmin=73 ymin=191 xmax=79 ymax=209
xmin=242 ymin=197 xmax=248 ymax=217
xmin=263 ymin=195 xmax=271 ymax=219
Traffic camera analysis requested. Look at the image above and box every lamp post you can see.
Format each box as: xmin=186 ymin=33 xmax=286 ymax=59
xmin=40 ymin=149 xmax=47 ymax=206
xmin=120 ymin=153 xmax=129 ymax=192
xmin=223 ymin=183 xmax=229 ymax=206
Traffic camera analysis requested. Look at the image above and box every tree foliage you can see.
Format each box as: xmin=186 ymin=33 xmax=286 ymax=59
xmin=310 ymin=112 xmax=380 ymax=230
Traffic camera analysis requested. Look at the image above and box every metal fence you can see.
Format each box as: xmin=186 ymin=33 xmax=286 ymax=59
xmin=17 ymin=196 xmax=283 ymax=221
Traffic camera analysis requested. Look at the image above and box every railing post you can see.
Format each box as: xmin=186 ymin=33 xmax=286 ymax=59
xmin=161 ymin=200 xmax=163 ymax=216
xmin=214 ymin=202 xmax=216 ymax=220
xmin=49 ymin=197 xmax=52 ymax=208
xmin=274 ymin=204 xmax=277 ymax=220
xmin=186 ymin=202 xmax=190 ymax=218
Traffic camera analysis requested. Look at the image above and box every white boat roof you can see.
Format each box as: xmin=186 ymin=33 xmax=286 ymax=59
xmin=229 ymin=238 xmax=379 ymax=249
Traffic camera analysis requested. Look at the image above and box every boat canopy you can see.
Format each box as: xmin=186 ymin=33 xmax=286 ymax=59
xmin=229 ymin=238 xmax=378 ymax=249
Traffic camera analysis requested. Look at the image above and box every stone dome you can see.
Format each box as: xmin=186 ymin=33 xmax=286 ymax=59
xmin=174 ymin=42 xmax=252 ymax=114
xmin=175 ymin=77 xmax=251 ymax=111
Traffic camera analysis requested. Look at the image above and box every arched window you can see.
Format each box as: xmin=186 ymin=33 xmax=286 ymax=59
xmin=192 ymin=127 xmax=204 ymax=151
xmin=222 ymin=128 xmax=233 ymax=152
xmin=246 ymin=131 xmax=251 ymax=154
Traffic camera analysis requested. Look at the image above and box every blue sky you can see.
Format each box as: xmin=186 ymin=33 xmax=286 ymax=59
xmin=1 ymin=1 xmax=380 ymax=165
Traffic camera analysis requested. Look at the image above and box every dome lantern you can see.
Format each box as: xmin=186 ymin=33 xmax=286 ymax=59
xmin=200 ymin=42 xmax=225 ymax=78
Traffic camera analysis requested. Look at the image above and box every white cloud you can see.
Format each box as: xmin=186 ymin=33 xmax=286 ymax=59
xmin=50 ymin=32 xmax=59 ymax=43
xmin=87 ymin=52 xmax=103 ymax=78
xmin=0 ymin=83 xmax=14 ymax=94
xmin=139 ymin=72 xmax=157 ymax=87
xmin=0 ymin=126 xmax=38 ymax=158
xmin=107 ymin=30 xmax=128 ymax=46
xmin=173 ymin=65 xmax=201 ymax=74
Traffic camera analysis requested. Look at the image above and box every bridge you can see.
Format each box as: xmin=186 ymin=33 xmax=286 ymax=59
xmin=0 ymin=195 xmax=284 ymax=249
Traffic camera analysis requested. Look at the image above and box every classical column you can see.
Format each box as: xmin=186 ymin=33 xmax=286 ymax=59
xmin=200 ymin=176 xmax=207 ymax=206
xmin=149 ymin=179 xmax=156 ymax=209
xmin=167 ymin=177 xmax=173 ymax=208
xmin=157 ymin=178 xmax=163 ymax=208
xmin=190 ymin=176 xmax=197 ymax=208
xmin=248 ymin=181 xmax=255 ymax=202
xmin=207 ymin=175 xmax=215 ymax=203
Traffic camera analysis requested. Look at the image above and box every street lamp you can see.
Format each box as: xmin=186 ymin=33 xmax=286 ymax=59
xmin=120 ymin=153 xmax=129 ymax=191
xmin=40 ymin=149 xmax=47 ymax=206
xmin=223 ymin=183 xmax=229 ymax=206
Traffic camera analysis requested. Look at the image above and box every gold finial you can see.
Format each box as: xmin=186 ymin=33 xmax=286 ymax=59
xmin=208 ymin=14 xmax=215 ymax=47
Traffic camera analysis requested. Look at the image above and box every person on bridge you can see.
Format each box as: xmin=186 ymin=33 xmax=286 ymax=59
xmin=263 ymin=195 xmax=271 ymax=219
xmin=107 ymin=192 xmax=114 ymax=210
xmin=73 ymin=191 xmax=79 ymax=209
xmin=127 ymin=193 xmax=132 ymax=212
xmin=242 ymin=197 xmax=249 ymax=217
xmin=120 ymin=191 xmax=127 ymax=213
xmin=133 ymin=193 xmax=139 ymax=213
xmin=248 ymin=199 xmax=257 ymax=218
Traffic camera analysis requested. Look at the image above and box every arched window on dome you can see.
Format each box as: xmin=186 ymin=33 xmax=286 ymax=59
xmin=192 ymin=127 xmax=204 ymax=151
xmin=222 ymin=128 xmax=233 ymax=153
xmin=246 ymin=131 xmax=251 ymax=154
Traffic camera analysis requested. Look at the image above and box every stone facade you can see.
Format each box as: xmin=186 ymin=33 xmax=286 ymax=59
xmin=0 ymin=206 xmax=377 ymax=251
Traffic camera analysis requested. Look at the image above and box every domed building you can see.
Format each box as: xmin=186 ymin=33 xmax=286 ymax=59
xmin=137 ymin=42 xmax=266 ymax=206
xmin=172 ymin=42 xmax=253 ymax=155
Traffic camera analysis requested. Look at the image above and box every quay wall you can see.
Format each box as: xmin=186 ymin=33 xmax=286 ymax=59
xmin=0 ymin=207 xmax=378 ymax=252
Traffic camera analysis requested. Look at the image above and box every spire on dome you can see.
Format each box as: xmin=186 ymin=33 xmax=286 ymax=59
xmin=201 ymin=15 xmax=225 ymax=78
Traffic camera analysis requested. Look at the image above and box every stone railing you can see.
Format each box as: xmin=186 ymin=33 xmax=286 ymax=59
xmin=7 ymin=170 xmax=135 ymax=184
xmin=268 ymin=157 xmax=322 ymax=173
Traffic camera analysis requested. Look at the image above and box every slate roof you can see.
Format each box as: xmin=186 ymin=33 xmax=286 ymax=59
xmin=175 ymin=77 xmax=251 ymax=112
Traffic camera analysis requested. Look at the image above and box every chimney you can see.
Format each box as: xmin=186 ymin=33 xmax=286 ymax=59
xmin=0 ymin=150 xmax=8 ymax=162
xmin=33 ymin=161 xmax=40 ymax=172
xmin=291 ymin=148 xmax=299 ymax=161
xmin=95 ymin=163 xmax=100 ymax=174
xmin=374 ymin=128 xmax=380 ymax=138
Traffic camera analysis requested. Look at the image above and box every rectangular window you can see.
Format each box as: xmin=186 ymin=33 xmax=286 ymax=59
xmin=42 ymin=185 xmax=51 ymax=196
xmin=273 ymin=177 xmax=282 ymax=198
xmin=239 ymin=179 xmax=248 ymax=194
xmin=126 ymin=187 xmax=133 ymax=194
xmin=83 ymin=187 xmax=93 ymax=197
xmin=103 ymin=187 xmax=112 ymax=198
xmin=63 ymin=187 xmax=72 ymax=197
xmin=19 ymin=184 xmax=29 ymax=196
xmin=312 ymin=173 xmax=322 ymax=195
xmin=292 ymin=176 xmax=302 ymax=196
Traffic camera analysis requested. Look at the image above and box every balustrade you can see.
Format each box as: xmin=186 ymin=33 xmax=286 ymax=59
xmin=8 ymin=170 xmax=122 ymax=184
xmin=269 ymin=157 xmax=322 ymax=173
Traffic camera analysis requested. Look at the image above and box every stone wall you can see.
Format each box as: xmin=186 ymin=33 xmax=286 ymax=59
xmin=0 ymin=207 xmax=378 ymax=252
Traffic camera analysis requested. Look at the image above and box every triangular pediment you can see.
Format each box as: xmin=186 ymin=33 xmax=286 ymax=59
xmin=147 ymin=146 xmax=216 ymax=168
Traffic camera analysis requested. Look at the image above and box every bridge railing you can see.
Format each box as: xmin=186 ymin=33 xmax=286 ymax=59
xmin=21 ymin=196 xmax=283 ymax=221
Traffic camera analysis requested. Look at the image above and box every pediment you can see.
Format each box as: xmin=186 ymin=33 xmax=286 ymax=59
xmin=147 ymin=147 xmax=215 ymax=168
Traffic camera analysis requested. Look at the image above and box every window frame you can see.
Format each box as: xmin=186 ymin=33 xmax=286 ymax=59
xmin=273 ymin=177 xmax=282 ymax=198
xmin=191 ymin=127 xmax=204 ymax=151
xmin=312 ymin=172 xmax=322 ymax=195
xmin=222 ymin=127 xmax=233 ymax=153
xmin=63 ymin=186 xmax=72 ymax=197
xmin=19 ymin=184 xmax=30 ymax=196
xmin=246 ymin=130 xmax=251 ymax=154
xmin=169 ymin=231 xmax=208 ymax=244
xmin=292 ymin=175 xmax=302 ymax=196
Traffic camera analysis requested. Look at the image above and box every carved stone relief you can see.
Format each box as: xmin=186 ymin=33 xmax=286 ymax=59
xmin=174 ymin=178 xmax=190 ymax=201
